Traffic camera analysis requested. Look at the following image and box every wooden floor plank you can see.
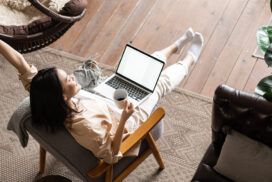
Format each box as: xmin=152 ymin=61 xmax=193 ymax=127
xmin=226 ymin=2 xmax=270 ymax=91
xmin=68 ymin=0 xmax=122 ymax=56
xmin=99 ymin=0 xmax=158 ymax=66
xmin=133 ymin=0 xmax=229 ymax=67
xmin=131 ymin=0 xmax=183 ymax=52
xmin=201 ymin=0 xmax=267 ymax=97
xmin=78 ymin=0 xmax=141 ymax=58
xmin=182 ymin=0 xmax=248 ymax=91
xmin=50 ymin=0 xmax=103 ymax=51
xmin=244 ymin=58 xmax=271 ymax=92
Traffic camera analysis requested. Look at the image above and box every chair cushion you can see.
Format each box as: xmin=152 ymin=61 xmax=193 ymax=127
xmin=0 ymin=0 xmax=53 ymax=36
xmin=48 ymin=0 xmax=71 ymax=12
xmin=1 ymin=0 xmax=31 ymax=11
xmin=0 ymin=0 xmax=86 ymax=36
xmin=214 ymin=130 xmax=272 ymax=182
xmin=60 ymin=0 xmax=87 ymax=16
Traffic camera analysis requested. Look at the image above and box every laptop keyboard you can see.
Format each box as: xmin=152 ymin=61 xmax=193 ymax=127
xmin=105 ymin=76 xmax=149 ymax=101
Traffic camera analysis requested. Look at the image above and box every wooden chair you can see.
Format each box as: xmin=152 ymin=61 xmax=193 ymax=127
xmin=26 ymin=107 xmax=166 ymax=182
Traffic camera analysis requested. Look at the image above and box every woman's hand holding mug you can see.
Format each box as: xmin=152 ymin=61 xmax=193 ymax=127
xmin=121 ymin=100 xmax=134 ymax=121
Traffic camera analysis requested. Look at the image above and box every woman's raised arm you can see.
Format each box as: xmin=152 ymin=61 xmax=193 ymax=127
xmin=112 ymin=101 xmax=134 ymax=155
xmin=0 ymin=40 xmax=31 ymax=75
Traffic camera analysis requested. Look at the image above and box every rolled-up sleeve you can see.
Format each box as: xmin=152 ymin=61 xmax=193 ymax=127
xmin=66 ymin=117 xmax=123 ymax=164
xmin=18 ymin=64 xmax=38 ymax=92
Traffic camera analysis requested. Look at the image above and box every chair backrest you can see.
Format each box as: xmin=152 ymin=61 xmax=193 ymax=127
xmin=211 ymin=84 xmax=272 ymax=154
xmin=25 ymin=121 xmax=101 ymax=181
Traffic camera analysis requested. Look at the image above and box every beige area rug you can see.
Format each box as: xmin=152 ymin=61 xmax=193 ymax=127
xmin=0 ymin=48 xmax=212 ymax=182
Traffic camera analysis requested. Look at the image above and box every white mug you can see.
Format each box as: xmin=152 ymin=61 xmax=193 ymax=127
xmin=113 ymin=89 xmax=128 ymax=109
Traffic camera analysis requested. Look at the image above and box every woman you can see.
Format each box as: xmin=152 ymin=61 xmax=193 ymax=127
xmin=0 ymin=28 xmax=203 ymax=163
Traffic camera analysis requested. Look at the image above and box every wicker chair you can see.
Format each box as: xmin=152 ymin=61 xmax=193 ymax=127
xmin=0 ymin=0 xmax=87 ymax=53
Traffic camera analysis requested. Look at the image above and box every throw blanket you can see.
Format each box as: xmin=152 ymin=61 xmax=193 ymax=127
xmin=73 ymin=59 xmax=102 ymax=92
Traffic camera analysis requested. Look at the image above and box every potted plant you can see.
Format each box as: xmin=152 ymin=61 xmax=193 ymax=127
xmin=255 ymin=0 xmax=272 ymax=100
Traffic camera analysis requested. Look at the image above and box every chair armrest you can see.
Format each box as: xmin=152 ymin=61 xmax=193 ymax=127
xmin=87 ymin=107 xmax=165 ymax=178
xmin=120 ymin=107 xmax=165 ymax=154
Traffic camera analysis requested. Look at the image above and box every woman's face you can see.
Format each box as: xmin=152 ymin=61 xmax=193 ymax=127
xmin=57 ymin=69 xmax=81 ymax=100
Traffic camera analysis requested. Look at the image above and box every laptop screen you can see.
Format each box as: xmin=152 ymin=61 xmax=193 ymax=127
xmin=116 ymin=45 xmax=165 ymax=92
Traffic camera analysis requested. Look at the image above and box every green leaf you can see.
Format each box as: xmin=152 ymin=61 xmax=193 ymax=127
xmin=264 ymin=92 xmax=272 ymax=101
xmin=256 ymin=26 xmax=272 ymax=53
xmin=256 ymin=75 xmax=272 ymax=101
xmin=268 ymin=27 xmax=272 ymax=42
xmin=265 ymin=47 xmax=272 ymax=67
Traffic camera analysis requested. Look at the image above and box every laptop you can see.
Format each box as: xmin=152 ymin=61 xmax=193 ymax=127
xmin=93 ymin=44 xmax=165 ymax=108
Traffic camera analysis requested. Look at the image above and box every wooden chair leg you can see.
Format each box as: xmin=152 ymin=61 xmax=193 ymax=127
xmin=146 ymin=133 xmax=165 ymax=170
xmin=105 ymin=164 xmax=113 ymax=182
xmin=39 ymin=146 xmax=46 ymax=173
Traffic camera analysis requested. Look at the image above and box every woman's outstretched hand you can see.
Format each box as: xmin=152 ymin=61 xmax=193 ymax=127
xmin=121 ymin=100 xmax=134 ymax=122
xmin=0 ymin=40 xmax=30 ymax=75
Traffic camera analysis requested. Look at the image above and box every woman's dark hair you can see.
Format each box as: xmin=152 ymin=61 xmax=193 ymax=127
xmin=30 ymin=67 xmax=74 ymax=132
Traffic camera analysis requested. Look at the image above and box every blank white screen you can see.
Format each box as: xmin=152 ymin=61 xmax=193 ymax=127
xmin=117 ymin=46 xmax=164 ymax=91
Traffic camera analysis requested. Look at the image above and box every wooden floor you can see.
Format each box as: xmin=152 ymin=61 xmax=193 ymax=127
xmin=51 ymin=0 xmax=271 ymax=98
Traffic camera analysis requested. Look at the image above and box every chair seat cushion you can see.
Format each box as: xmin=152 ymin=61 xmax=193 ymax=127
xmin=214 ymin=130 xmax=272 ymax=182
xmin=0 ymin=3 xmax=46 ymax=27
xmin=1 ymin=0 xmax=32 ymax=10
xmin=192 ymin=145 xmax=232 ymax=182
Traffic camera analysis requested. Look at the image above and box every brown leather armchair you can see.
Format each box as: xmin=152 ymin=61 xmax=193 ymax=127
xmin=191 ymin=84 xmax=272 ymax=181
